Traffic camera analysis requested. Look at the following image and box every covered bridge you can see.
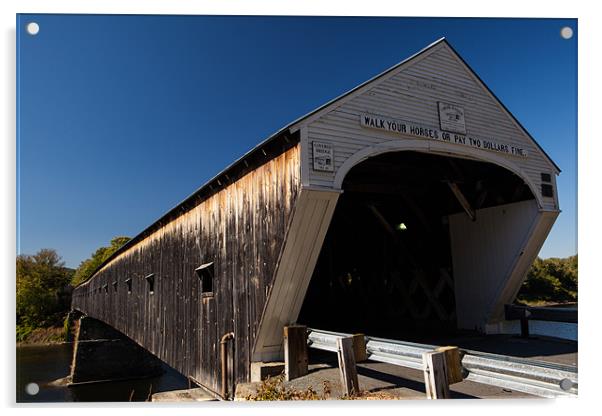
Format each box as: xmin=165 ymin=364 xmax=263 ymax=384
xmin=71 ymin=38 xmax=560 ymax=395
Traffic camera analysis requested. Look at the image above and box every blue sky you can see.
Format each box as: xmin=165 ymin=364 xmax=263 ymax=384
xmin=16 ymin=15 xmax=577 ymax=268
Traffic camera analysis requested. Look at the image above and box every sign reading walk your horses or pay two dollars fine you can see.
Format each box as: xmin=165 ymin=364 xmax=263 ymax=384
xmin=360 ymin=113 xmax=529 ymax=158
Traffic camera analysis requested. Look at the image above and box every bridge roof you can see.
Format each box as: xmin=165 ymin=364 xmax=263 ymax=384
xmin=78 ymin=37 xmax=559 ymax=286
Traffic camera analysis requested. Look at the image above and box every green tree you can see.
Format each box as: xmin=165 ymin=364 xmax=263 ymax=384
xmin=16 ymin=249 xmax=73 ymax=340
xmin=71 ymin=236 xmax=130 ymax=286
xmin=517 ymin=255 xmax=578 ymax=304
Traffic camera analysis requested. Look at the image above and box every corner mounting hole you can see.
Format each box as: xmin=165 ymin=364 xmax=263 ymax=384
xmin=560 ymin=26 xmax=573 ymax=39
xmin=26 ymin=22 xmax=40 ymax=36
xmin=25 ymin=382 xmax=39 ymax=395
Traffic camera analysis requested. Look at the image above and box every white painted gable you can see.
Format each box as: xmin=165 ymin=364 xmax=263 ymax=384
xmin=293 ymin=39 xmax=559 ymax=211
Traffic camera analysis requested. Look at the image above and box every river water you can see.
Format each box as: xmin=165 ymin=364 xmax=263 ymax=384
xmin=499 ymin=305 xmax=577 ymax=341
xmin=16 ymin=343 xmax=190 ymax=403
xmin=499 ymin=319 xmax=577 ymax=341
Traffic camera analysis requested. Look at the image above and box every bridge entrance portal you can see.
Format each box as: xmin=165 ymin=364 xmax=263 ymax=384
xmin=297 ymin=151 xmax=536 ymax=339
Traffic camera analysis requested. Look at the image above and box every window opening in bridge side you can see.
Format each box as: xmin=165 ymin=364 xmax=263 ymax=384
xmin=103 ymin=284 xmax=108 ymax=294
xmin=541 ymin=172 xmax=554 ymax=198
xmin=145 ymin=274 xmax=155 ymax=295
xmin=196 ymin=262 xmax=214 ymax=298
xmin=113 ymin=281 xmax=118 ymax=292
xmin=541 ymin=184 xmax=554 ymax=197
xmin=125 ymin=278 xmax=132 ymax=294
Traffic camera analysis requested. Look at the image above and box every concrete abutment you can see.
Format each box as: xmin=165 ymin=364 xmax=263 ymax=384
xmin=69 ymin=315 xmax=164 ymax=385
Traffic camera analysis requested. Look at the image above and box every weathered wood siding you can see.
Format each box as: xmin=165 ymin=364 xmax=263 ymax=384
xmin=71 ymin=144 xmax=301 ymax=390
xmin=297 ymin=42 xmax=559 ymax=211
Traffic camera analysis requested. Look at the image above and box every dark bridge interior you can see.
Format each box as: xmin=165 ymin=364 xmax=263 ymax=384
xmin=298 ymin=151 xmax=536 ymax=339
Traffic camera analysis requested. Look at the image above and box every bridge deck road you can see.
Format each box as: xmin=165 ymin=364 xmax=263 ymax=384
xmin=252 ymin=334 xmax=577 ymax=400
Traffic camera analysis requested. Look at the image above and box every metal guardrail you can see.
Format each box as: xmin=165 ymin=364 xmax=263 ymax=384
xmin=504 ymin=304 xmax=577 ymax=324
xmin=307 ymin=328 xmax=577 ymax=398
xmin=504 ymin=304 xmax=577 ymax=338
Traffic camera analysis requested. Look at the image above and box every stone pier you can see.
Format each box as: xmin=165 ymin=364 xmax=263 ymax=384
xmin=69 ymin=315 xmax=164 ymax=385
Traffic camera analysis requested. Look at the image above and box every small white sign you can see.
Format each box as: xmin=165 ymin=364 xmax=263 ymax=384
xmin=438 ymin=102 xmax=466 ymax=134
xmin=312 ymin=141 xmax=334 ymax=172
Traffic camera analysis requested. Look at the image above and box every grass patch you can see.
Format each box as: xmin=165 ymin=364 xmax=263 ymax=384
xmin=341 ymin=391 xmax=398 ymax=400
xmin=17 ymin=326 xmax=66 ymax=345
xmin=245 ymin=374 xmax=331 ymax=401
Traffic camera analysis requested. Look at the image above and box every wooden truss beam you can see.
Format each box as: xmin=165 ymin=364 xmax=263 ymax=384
xmin=446 ymin=182 xmax=476 ymax=221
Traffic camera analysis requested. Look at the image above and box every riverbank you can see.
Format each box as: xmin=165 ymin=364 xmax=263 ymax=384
xmin=17 ymin=343 xmax=190 ymax=402
xmin=17 ymin=326 xmax=67 ymax=347
xmin=514 ymin=300 xmax=578 ymax=308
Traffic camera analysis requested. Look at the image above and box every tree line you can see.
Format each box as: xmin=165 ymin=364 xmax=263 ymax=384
xmin=515 ymin=255 xmax=578 ymax=305
xmin=16 ymin=236 xmax=130 ymax=342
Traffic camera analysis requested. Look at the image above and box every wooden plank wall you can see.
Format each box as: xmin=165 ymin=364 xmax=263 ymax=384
xmin=71 ymin=144 xmax=301 ymax=390
xmin=449 ymin=199 xmax=541 ymax=331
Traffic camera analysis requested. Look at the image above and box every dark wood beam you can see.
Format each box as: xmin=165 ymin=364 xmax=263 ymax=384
xmin=446 ymin=182 xmax=476 ymax=221
xmin=475 ymin=189 xmax=488 ymax=209
xmin=446 ymin=159 xmax=466 ymax=182
xmin=367 ymin=204 xmax=396 ymax=237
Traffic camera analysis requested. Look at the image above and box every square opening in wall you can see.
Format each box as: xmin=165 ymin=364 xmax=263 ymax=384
xmin=195 ymin=262 xmax=214 ymax=297
xmin=145 ymin=274 xmax=155 ymax=294
xmin=541 ymin=183 xmax=554 ymax=198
